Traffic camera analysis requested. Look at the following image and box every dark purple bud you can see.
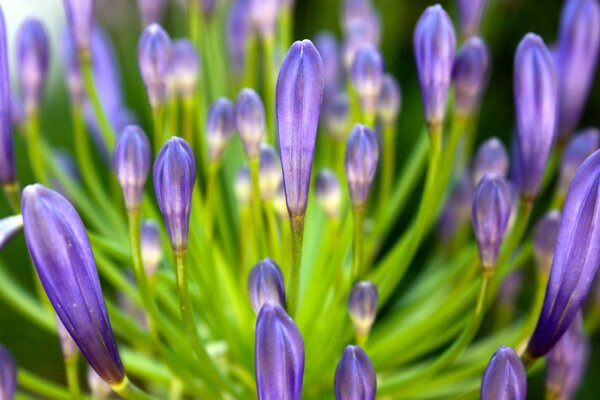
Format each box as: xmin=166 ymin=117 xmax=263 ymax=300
xmin=249 ymin=0 xmax=279 ymax=39
xmin=555 ymin=0 xmax=600 ymax=139
xmin=259 ymin=144 xmax=282 ymax=200
xmin=16 ymin=19 xmax=49 ymax=114
xmin=558 ymin=128 xmax=600 ymax=197
xmin=153 ymin=137 xmax=196 ymax=253
xmin=64 ymin=0 xmax=93 ymax=52
xmin=514 ymin=33 xmax=558 ymax=200
xmin=141 ymin=220 xmax=162 ymax=277
xmin=88 ymin=367 xmax=112 ymax=399
xmin=413 ymin=4 xmax=456 ymax=130
xmin=168 ymin=39 xmax=199 ymax=98
xmin=227 ymin=0 xmax=251 ymax=76
xmin=378 ymin=74 xmax=401 ymax=126
xmin=438 ymin=173 xmax=473 ymax=246
xmin=453 ymin=36 xmax=490 ymax=116
xmin=348 ymin=281 xmax=378 ymax=338
xmin=276 ymin=40 xmax=324 ymax=217
xmin=323 ymin=92 xmax=350 ymax=140
xmin=471 ymin=137 xmax=509 ymax=186
xmin=0 ymin=215 xmax=23 ymax=250
xmin=138 ymin=24 xmax=172 ymax=107
xmin=255 ymin=303 xmax=304 ymax=400
xmin=315 ymin=169 xmax=342 ymax=219
xmin=0 ymin=344 xmax=16 ymax=400
xmin=0 ymin=7 xmax=15 ymax=185
xmin=248 ymin=258 xmax=286 ymax=313
xmin=56 ymin=314 xmax=78 ymax=359
xmin=481 ymin=346 xmax=526 ymax=400
xmin=334 ymin=345 xmax=376 ymax=400
xmin=22 ymin=184 xmax=124 ymax=384
xmin=207 ymin=98 xmax=236 ymax=162
xmin=527 ymin=149 xmax=600 ymax=358
xmin=456 ymin=0 xmax=487 ymax=39
xmin=351 ymin=44 xmax=384 ymax=116
xmin=314 ymin=31 xmax=342 ymax=95
xmin=113 ymin=125 xmax=151 ymax=211
xmin=235 ymin=88 xmax=265 ymax=158
xmin=345 ymin=124 xmax=379 ymax=207
xmin=137 ymin=0 xmax=166 ymax=26
xmin=235 ymin=165 xmax=251 ymax=205
xmin=472 ymin=173 xmax=512 ymax=271
xmin=533 ymin=211 xmax=561 ymax=274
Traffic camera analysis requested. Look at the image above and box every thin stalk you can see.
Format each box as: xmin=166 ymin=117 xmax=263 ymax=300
xmin=249 ymin=157 xmax=266 ymax=257
xmin=64 ymin=354 xmax=81 ymax=400
xmin=380 ymin=122 xmax=395 ymax=208
xmin=288 ymin=214 xmax=306 ymax=317
xmin=2 ymin=182 xmax=21 ymax=213
xmin=18 ymin=369 xmax=72 ymax=400
xmin=351 ymin=204 xmax=366 ymax=282
xmin=25 ymin=111 xmax=49 ymax=185
xmin=152 ymin=104 xmax=165 ymax=155
xmin=263 ymin=37 xmax=276 ymax=144
xmin=111 ymin=376 xmax=157 ymax=400
xmin=182 ymin=96 xmax=195 ymax=150
xmin=204 ymin=162 xmax=220 ymax=247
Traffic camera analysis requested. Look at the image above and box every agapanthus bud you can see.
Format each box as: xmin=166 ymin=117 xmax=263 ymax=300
xmin=378 ymin=74 xmax=401 ymax=126
xmin=315 ymin=169 xmax=342 ymax=219
xmin=527 ymin=149 xmax=600 ymax=358
xmin=255 ymin=303 xmax=304 ymax=400
xmin=22 ymin=184 xmax=124 ymax=384
xmin=314 ymin=31 xmax=342 ymax=95
xmin=555 ymin=0 xmax=600 ymax=140
xmin=248 ymin=258 xmax=286 ymax=313
xmin=276 ymin=40 xmax=324 ymax=217
xmin=87 ymin=367 xmax=112 ymax=400
xmin=113 ymin=125 xmax=151 ymax=211
xmin=514 ymin=33 xmax=558 ymax=200
xmin=249 ymin=0 xmax=279 ymax=39
xmin=56 ymin=315 xmax=78 ymax=359
xmin=141 ymin=220 xmax=162 ymax=277
xmin=169 ymin=39 xmax=199 ymax=98
xmin=273 ymin=184 xmax=289 ymax=220
xmin=63 ymin=0 xmax=93 ymax=53
xmin=341 ymin=0 xmax=380 ymax=45
xmin=413 ymin=4 xmax=456 ymax=131
xmin=348 ymin=281 xmax=378 ymax=338
xmin=481 ymin=346 xmax=526 ymax=400
xmin=0 ymin=344 xmax=15 ymax=400
xmin=235 ymin=89 xmax=265 ymax=158
xmin=342 ymin=25 xmax=374 ymax=73
xmin=259 ymin=144 xmax=282 ymax=200
xmin=227 ymin=0 xmax=251 ymax=76
xmin=351 ymin=44 xmax=384 ymax=117
xmin=437 ymin=173 xmax=473 ymax=246
xmin=10 ymin=93 xmax=25 ymax=128
xmin=138 ymin=24 xmax=172 ymax=107
xmin=235 ymin=165 xmax=251 ymax=205
xmin=471 ymin=137 xmax=509 ymax=186
xmin=153 ymin=137 xmax=196 ymax=253
xmin=557 ymin=128 xmax=600 ymax=196
xmin=137 ymin=0 xmax=166 ymax=26
xmin=456 ymin=0 xmax=487 ymax=39
xmin=334 ymin=345 xmax=376 ymax=400
xmin=324 ymin=92 xmax=350 ymax=140
xmin=0 ymin=7 xmax=15 ymax=185
xmin=345 ymin=124 xmax=379 ymax=207
xmin=533 ymin=211 xmax=560 ymax=274
xmin=452 ymin=36 xmax=490 ymax=116
xmin=206 ymin=98 xmax=236 ymax=162
xmin=472 ymin=174 xmax=512 ymax=271
xmin=16 ymin=19 xmax=49 ymax=114
xmin=0 ymin=215 xmax=23 ymax=250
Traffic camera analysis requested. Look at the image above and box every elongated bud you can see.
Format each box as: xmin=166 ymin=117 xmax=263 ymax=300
xmin=378 ymin=74 xmax=401 ymax=126
xmin=555 ymin=0 xmax=600 ymax=140
xmin=137 ymin=0 xmax=166 ymax=26
xmin=345 ymin=124 xmax=379 ymax=207
xmin=255 ymin=303 xmax=304 ymax=400
xmin=113 ymin=125 xmax=151 ymax=211
xmin=533 ymin=211 xmax=560 ymax=274
xmin=249 ymin=0 xmax=279 ymax=39
xmin=227 ymin=0 xmax=251 ymax=77
xmin=138 ymin=24 xmax=172 ymax=107
xmin=343 ymin=26 xmax=375 ymax=74
xmin=315 ymin=169 xmax=342 ymax=219
xmin=438 ymin=173 xmax=473 ymax=246
xmin=527 ymin=149 xmax=600 ymax=358
xmin=235 ymin=165 xmax=251 ymax=205
xmin=453 ymin=36 xmax=490 ymax=116
xmin=334 ymin=345 xmax=376 ymax=400
xmin=87 ymin=367 xmax=112 ymax=400
xmin=324 ymin=92 xmax=350 ymax=140
xmin=348 ymin=281 xmax=378 ymax=338
xmin=153 ymin=137 xmax=196 ymax=253
xmin=248 ymin=258 xmax=286 ymax=313
xmin=315 ymin=31 xmax=342 ymax=96
xmin=22 ymin=185 xmax=124 ymax=384
xmin=55 ymin=315 xmax=77 ymax=359
xmin=472 ymin=174 xmax=512 ymax=271
xmin=341 ymin=0 xmax=380 ymax=45
xmin=0 ymin=215 xmax=23 ymax=250
xmin=236 ymin=89 xmax=265 ymax=158
xmin=514 ymin=33 xmax=558 ymax=200
xmin=481 ymin=346 xmax=526 ymax=400
xmin=0 ymin=344 xmax=16 ymax=400
xmin=141 ymin=220 xmax=162 ymax=277
xmin=413 ymin=4 xmax=456 ymax=132
xmin=558 ymin=128 xmax=600 ymax=197
xmin=0 ymin=7 xmax=15 ymax=185
xmin=16 ymin=19 xmax=49 ymax=114
xmin=169 ymin=39 xmax=199 ymax=99
xmin=471 ymin=137 xmax=509 ymax=186
xmin=206 ymin=98 xmax=236 ymax=162
xmin=351 ymin=44 xmax=384 ymax=117
xmin=273 ymin=183 xmax=289 ymax=220
xmin=456 ymin=0 xmax=487 ymax=39
xmin=276 ymin=40 xmax=324 ymax=218
xmin=259 ymin=144 xmax=282 ymax=200
xmin=63 ymin=0 xmax=93 ymax=53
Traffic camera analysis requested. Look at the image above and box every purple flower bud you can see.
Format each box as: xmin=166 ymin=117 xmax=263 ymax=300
xmin=273 ymin=183 xmax=289 ymax=220
xmin=87 ymin=367 xmax=112 ymax=400
xmin=138 ymin=24 xmax=172 ymax=107
xmin=137 ymin=0 xmax=167 ymax=26
xmin=527 ymin=149 xmax=600 ymax=358
xmin=533 ymin=211 xmax=561 ymax=274
xmin=348 ymin=281 xmax=378 ymax=338
xmin=10 ymin=93 xmax=25 ymax=128
xmin=555 ymin=0 xmax=600 ymax=140
xmin=259 ymin=144 xmax=282 ymax=200
xmin=342 ymin=25 xmax=374 ymax=73
xmin=227 ymin=0 xmax=251 ymax=77
xmin=0 ymin=344 xmax=16 ymax=400
xmin=235 ymin=89 xmax=265 ymax=158
xmin=249 ymin=0 xmax=279 ymax=39
xmin=334 ymin=345 xmax=376 ymax=400
xmin=498 ymin=270 xmax=524 ymax=311
xmin=471 ymin=137 xmax=509 ymax=186
xmin=558 ymin=128 xmax=600 ymax=197
xmin=255 ymin=303 xmax=304 ymax=400
xmin=0 ymin=215 xmax=23 ymax=250
xmin=22 ymin=184 xmax=124 ymax=384
xmin=341 ymin=0 xmax=381 ymax=45
xmin=351 ymin=44 xmax=384 ymax=116
xmin=141 ymin=220 xmax=162 ymax=277
xmin=413 ymin=5 xmax=456 ymax=130
xmin=481 ymin=346 xmax=526 ymax=400
xmin=472 ymin=173 xmax=512 ymax=270
xmin=56 ymin=315 xmax=78 ymax=359
xmin=168 ymin=39 xmax=199 ymax=98
xmin=314 ymin=31 xmax=342 ymax=96
xmin=16 ymin=18 xmax=49 ymax=114
xmin=345 ymin=124 xmax=379 ymax=207
xmin=378 ymin=74 xmax=401 ymax=126
xmin=0 ymin=7 xmax=15 ymax=185
xmin=456 ymin=0 xmax=487 ymax=39
xmin=248 ymin=258 xmax=286 ymax=313
xmin=235 ymin=165 xmax=251 ymax=205
xmin=207 ymin=98 xmax=236 ymax=162
xmin=438 ymin=173 xmax=473 ymax=246
xmin=276 ymin=40 xmax=324 ymax=217
xmin=315 ymin=169 xmax=342 ymax=219
xmin=153 ymin=137 xmax=196 ymax=253
xmin=113 ymin=125 xmax=151 ymax=211
xmin=323 ymin=92 xmax=350 ymax=140
xmin=64 ymin=0 xmax=94 ymax=52
xmin=452 ymin=36 xmax=490 ymax=116
xmin=514 ymin=33 xmax=558 ymax=200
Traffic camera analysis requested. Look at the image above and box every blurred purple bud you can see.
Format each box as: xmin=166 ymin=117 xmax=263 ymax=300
xmin=137 ymin=0 xmax=167 ymax=26
xmin=533 ymin=211 xmax=561 ymax=274
xmin=453 ymin=36 xmax=490 ymax=116
xmin=334 ymin=345 xmax=376 ymax=400
xmin=236 ymin=88 xmax=265 ymax=158
xmin=87 ymin=367 xmax=112 ymax=400
xmin=248 ymin=258 xmax=286 ymax=313
xmin=207 ymin=98 xmax=236 ymax=162
xmin=498 ymin=269 xmax=524 ymax=311
xmin=341 ymin=0 xmax=381 ymax=45
xmin=10 ymin=94 xmax=25 ymax=128
xmin=315 ymin=169 xmax=342 ymax=219
xmin=345 ymin=124 xmax=379 ymax=207
xmin=348 ymin=281 xmax=378 ymax=338
xmin=0 ymin=344 xmax=16 ymax=400
xmin=138 ymin=24 xmax=172 ymax=107
xmin=22 ymin=184 xmax=124 ymax=384
xmin=378 ymin=74 xmax=401 ymax=126
xmin=141 ymin=220 xmax=162 ymax=277
xmin=471 ymin=137 xmax=509 ymax=186
xmin=273 ymin=183 xmax=289 ymax=219
xmin=249 ymin=0 xmax=279 ymax=39
xmin=0 ymin=215 xmax=22 ymax=250
xmin=227 ymin=0 xmax=251 ymax=77
xmin=63 ymin=0 xmax=93 ymax=52
xmin=342 ymin=25 xmax=374 ymax=73
xmin=276 ymin=40 xmax=324 ymax=217
xmin=0 ymin=7 xmax=15 ymax=185
xmin=413 ymin=4 xmax=456 ymax=130
xmin=558 ymin=128 xmax=600 ymax=197
xmin=16 ymin=19 xmax=49 ymax=114
xmin=235 ymin=165 xmax=251 ymax=205
xmin=168 ymin=39 xmax=199 ymax=98
xmin=351 ymin=45 xmax=384 ymax=116
xmin=437 ymin=173 xmax=473 ymax=246
xmin=456 ymin=0 xmax=487 ymax=39
xmin=55 ymin=315 xmax=78 ymax=359
xmin=514 ymin=33 xmax=558 ymax=200
xmin=259 ymin=144 xmax=282 ymax=200
xmin=153 ymin=137 xmax=196 ymax=253
xmin=113 ymin=125 xmax=151 ymax=211
xmin=323 ymin=92 xmax=350 ymax=140
xmin=481 ymin=346 xmax=526 ymax=400
xmin=314 ymin=31 xmax=342 ymax=96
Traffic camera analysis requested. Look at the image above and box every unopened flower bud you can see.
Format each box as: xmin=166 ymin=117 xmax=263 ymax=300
xmin=453 ymin=36 xmax=490 ymax=116
xmin=235 ymin=165 xmax=251 ymax=205
xmin=249 ymin=0 xmax=279 ymax=39
xmin=348 ymin=281 xmax=378 ymax=339
xmin=138 ymin=24 xmax=172 ymax=107
xmin=334 ymin=345 xmax=377 ymax=400
xmin=63 ymin=0 xmax=93 ymax=53
xmin=351 ymin=44 xmax=384 ymax=117
xmin=168 ymin=39 xmax=199 ymax=98
xmin=137 ymin=0 xmax=167 ymax=26
xmin=259 ymin=144 xmax=282 ymax=200
xmin=248 ymin=258 xmax=286 ymax=313
xmin=141 ymin=220 xmax=162 ymax=277
xmin=456 ymin=0 xmax=487 ymax=39
xmin=236 ymin=89 xmax=265 ymax=158
xmin=378 ymin=74 xmax=401 ymax=126
xmin=324 ymin=92 xmax=350 ymax=140
xmin=345 ymin=124 xmax=379 ymax=207
xmin=113 ymin=125 xmax=151 ymax=211
xmin=471 ymin=137 xmax=509 ymax=186
xmin=315 ymin=169 xmax=342 ymax=219
xmin=557 ymin=128 xmax=600 ymax=197
xmin=16 ymin=18 xmax=49 ymax=114
xmin=481 ymin=346 xmax=526 ymax=400
xmin=0 ymin=344 xmax=16 ymax=400
xmin=207 ymin=98 xmax=236 ymax=162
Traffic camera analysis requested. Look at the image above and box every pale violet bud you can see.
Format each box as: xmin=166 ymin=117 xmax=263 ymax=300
xmin=236 ymin=89 xmax=265 ymax=158
xmin=63 ymin=0 xmax=93 ymax=53
xmin=378 ymin=74 xmax=401 ymax=126
xmin=137 ymin=0 xmax=167 ymax=27
xmin=206 ymin=98 xmax=236 ymax=162
xmin=138 ymin=24 xmax=172 ymax=107
xmin=0 ymin=345 xmax=16 ymax=400
xmin=113 ymin=125 xmax=151 ymax=211
xmin=248 ymin=258 xmax=286 ymax=313
xmin=452 ymin=36 xmax=490 ymax=116
xmin=141 ymin=220 xmax=162 ymax=277
xmin=273 ymin=184 xmax=289 ymax=220
xmin=259 ymin=144 xmax=282 ymax=200
xmin=315 ymin=169 xmax=342 ymax=219
xmin=249 ymin=0 xmax=279 ymax=39
xmin=456 ymin=0 xmax=487 ymax=39
xmin=471 ymin=137 xmax=509 ymax=186
xmin=0 ymin=215 xmax=23 ymax=250
xmin=348 ymin=281 xmax=378 ymax=338
xmin=334 ymin=345 xmax=377 ymax=400
xmin=234 ymin=165 xmax=251 ymax=205
xmin=324 ymin=92 xmax=350 ymax=140
xmin=351 ymin=44 xmax=384 ymax=117
xmin=481 ymin=346 xmax=527 ymax=400
xmin=345 ymin=124 xmax=379 ymax=207
xmin=557 ymin=128 xmax=600 ymax=197
xmin=16 ymin=18 xmax=50 ymax=114
xmin=169 ymin=39 xmax=199 ymax=98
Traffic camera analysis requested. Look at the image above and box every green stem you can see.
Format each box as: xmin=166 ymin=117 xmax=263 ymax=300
xmin=18 ymin=369 xmax=72 ymax=400
xmin=351 ymin=205 xmax=366 ymax=282
xmin=380 ymin=123 xmax=395 ymax=208
xmin=152 ymin=105 xmax=165 ymax=155
xmin=65 ymin=354 xmax=81 ymax=400
xmin=264 ymin=37 xmax=276 ymax=144
xmin=249 ymin=157 xmax=266 ymax=257
xmin=2 ymin=182 xmax=21 ymax=213
xmin=204 ymin=162 xmax=219 ymax=247
xmin=182 ymin=96 xmax=195 ymax=150
xmin=288 ymin=214 xmax=306 ymax=317
xmin=111 ymin=376 xmax=157 ymax=400
xmin=25 ymin=112 xmax=49 ymax=185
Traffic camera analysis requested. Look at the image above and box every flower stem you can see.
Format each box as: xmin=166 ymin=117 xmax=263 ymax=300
xmin=249 ymin=157 xmax=266 ymax=257
xmin=25 ymin=111 xmax=49 ymax=185
xmin=351 ymin=204 xmax=366 ymax=282
xmin=111 ymin=376 xmax=157 ymax=400
xmin=288 ymin=214 xmax=306 ymax=317
xmin=264 ymin=37 xmax=276 ymax=144
xmin=64 ymin=354 xmax=81 ymax=400
xmin=2 ymin=182 xmax=21 ymax=213
xmin=152 ymin=104 xmax=165 ymax=155
xmin=380 ymin=123 xmax=395 ymax=209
